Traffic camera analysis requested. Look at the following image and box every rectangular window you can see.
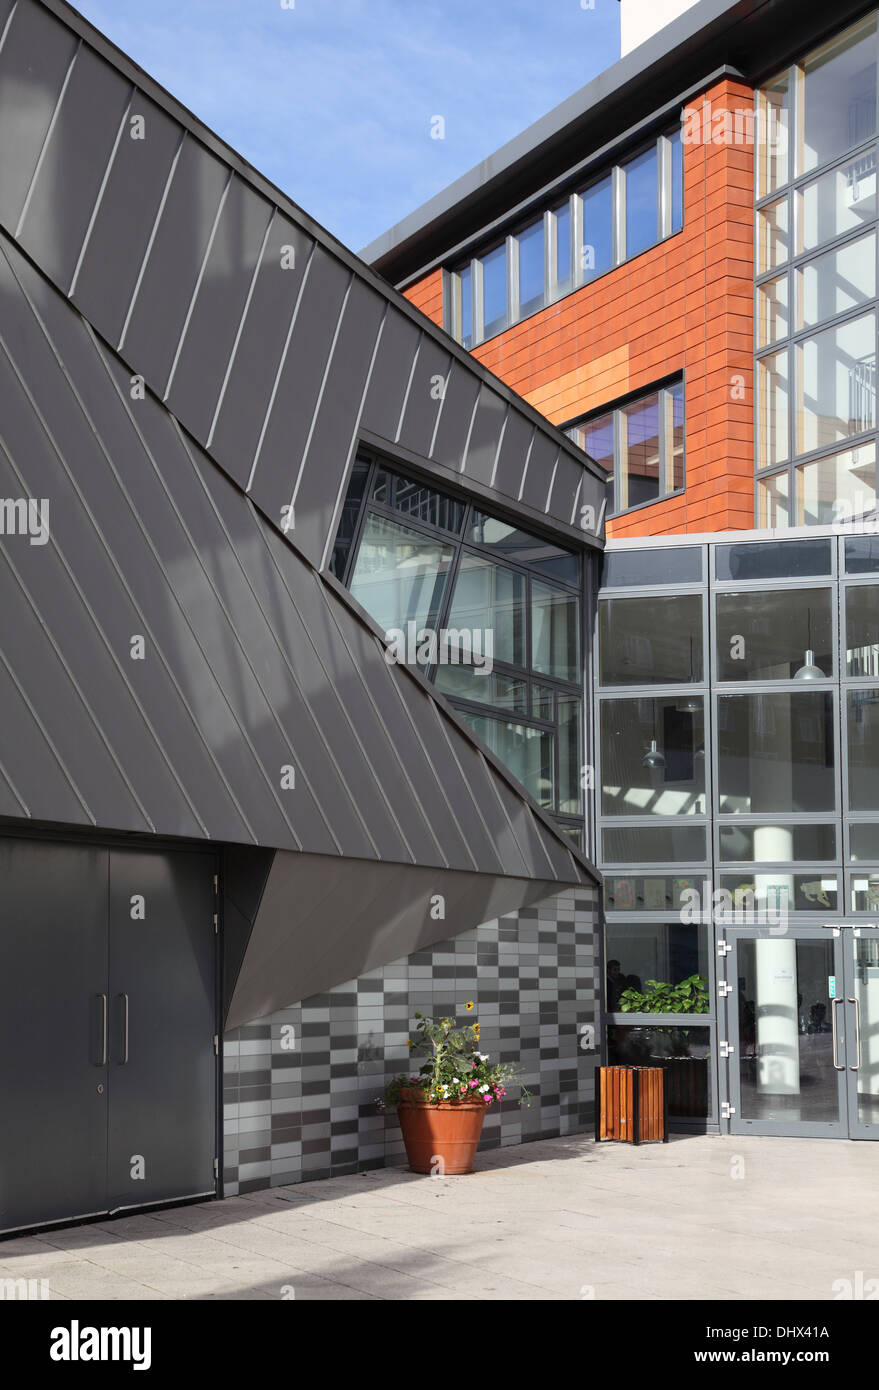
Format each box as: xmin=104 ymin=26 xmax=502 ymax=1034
xmin=599 ymin=593 xmax=703 ymax=686
xmin=797 ymin=154 xmax=878 ymax=255
xmin=715 ymin=587 xmax=834 ymax=681
xmin=796 ymin=311 xmax=876 ymax=455
xmin=756 ymin=73 xmax=790 ymax=198
xmin=757 ymin=275 xmax=789 ymax=347
xmin=516 ymin=218 xmax=545 ymax=319
xmin=457 ymin=711 xmax=554 ymax=809
xmin=447 ymin=126 xmax=683 ymax=345
xmin=757 ymin=349 xmax=789 ymax=468
xmin=796 ymin=231 xmax=876 ymax=331
xmin=566 ymin=380 xmax=685 ymax=518
xmin=848 ymin=687 xmax=879 ymax=810
xmin=604 ymin=923 xmax=709 ymax=1012
xmin=531 ymin=580 xmax=579 ymax=683
xmin=443 ymin=553 xmax=525 ymax=668
xmin=349 ymin=513 xmax=455 ymax=639
xmin=757 ymin=196 xmax=789 ymax=274
xmin=718 ymin=823 xmax=837 ymax=863
xmin=757 ymin=470 xmax=790 ymax=528
xmin=624 ymin=144 xmax=660 ymax=259
xmin=716 ymin=692 xmax=836 ymax=815
xmin=845 ymin=583 xmax=879 ymax=677
xmin=481 ymin=243 xmax=507 ymax=340
xmin=798 ymin=15 xmax=878 ymax=177
xmin=797 ymin=441 xmax=877 ymax=525
xmin=600 ymin=696 xmax=706 ymax=818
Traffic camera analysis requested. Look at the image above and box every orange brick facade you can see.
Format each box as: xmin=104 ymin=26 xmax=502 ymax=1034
xmin=403 ymin=79 xmax=757 ymax=537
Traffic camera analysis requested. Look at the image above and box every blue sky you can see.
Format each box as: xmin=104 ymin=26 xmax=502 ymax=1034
xmin=73 ymin=0 xmax=621 ymax=255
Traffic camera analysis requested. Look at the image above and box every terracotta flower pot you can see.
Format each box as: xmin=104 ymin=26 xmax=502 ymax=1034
xmin=396 ymin=1089 xmax=487 ymax=1174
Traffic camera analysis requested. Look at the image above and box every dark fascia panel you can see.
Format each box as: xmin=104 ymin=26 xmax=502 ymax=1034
xmin=0 ymin=226 xmax=596 ymax=892
xmin=225 ymin=851 xmax=573 ymax=1028
xmin=0 ymin=0 xmax=607 ymax=557
xmin=362 ymin=0 xmax=875 ymax=285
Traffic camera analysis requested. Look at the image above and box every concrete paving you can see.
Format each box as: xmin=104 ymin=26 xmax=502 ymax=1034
xmin=1 ymin=1133 xmax=877 ymax=1300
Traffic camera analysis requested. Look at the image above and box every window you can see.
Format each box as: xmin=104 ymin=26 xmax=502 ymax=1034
xmin=565 ymin=380 xmax=685 ymax=518
xmin=599 ymin=594 xmax=703 ymax=686
xmin=448 ymin=126 xmax=684 ymax=346
xmin=716 ymin=692 xmax=836 ymax=815
xmin=600 ymin=696 xmax=706 ymax=818
xmin=715 ymin=588 xmax=834 ymax=681
xmin=755 ymin=16 xmax=879 ymax=526
xmin=335 ymin=452 xmax=585 ymax=839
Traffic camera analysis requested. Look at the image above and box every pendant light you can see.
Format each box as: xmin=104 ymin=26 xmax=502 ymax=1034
xmin=678 ymin=636 xmax=701 ymax=713
xmin=794 ymin=607 xmax=823 ymax=681
xmin=642 ymin=701 xmax=666 ymax=768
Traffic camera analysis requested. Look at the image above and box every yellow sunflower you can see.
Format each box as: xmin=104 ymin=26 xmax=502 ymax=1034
xmin=464 ymin=1001 xmax=475 ymax=1011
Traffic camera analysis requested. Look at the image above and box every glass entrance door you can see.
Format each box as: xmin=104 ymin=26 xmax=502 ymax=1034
xmin=727 ymin=927 xmax=849 ymax=1137
xmin=844 ymin=927 xmax=879 ymax=1139
xmin=726 ymin=926 xmax=879 ymax=1138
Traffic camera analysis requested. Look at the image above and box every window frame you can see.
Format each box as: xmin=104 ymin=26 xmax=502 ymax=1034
xmin=563 ymin=375 xmax=686 ymax=520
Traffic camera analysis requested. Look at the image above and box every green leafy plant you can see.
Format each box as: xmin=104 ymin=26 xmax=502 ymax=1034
xmin=618 ymin=974 xmax=709 ymax=1015
xmin=381 ymin=1008 xmax=531 ymax=1108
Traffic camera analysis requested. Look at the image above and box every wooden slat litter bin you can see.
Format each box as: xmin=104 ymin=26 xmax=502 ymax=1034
xmin=594 ymin=1065 xmax=669 ymax=1144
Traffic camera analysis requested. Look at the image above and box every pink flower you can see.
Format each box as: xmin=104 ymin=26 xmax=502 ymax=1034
xmin=483 ymin=1095 xmax=492 ymax=1104
xmin=469 ymin=1080 xmax=478 ymax=1088
xmin=459 ymin=1086 xmax=467 ymax=1094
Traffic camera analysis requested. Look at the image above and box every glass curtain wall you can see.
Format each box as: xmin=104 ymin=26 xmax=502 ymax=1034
xmin=337 ymin=452 xmax=586 ymax=845
xmin=755 ymin=13 xmax=879 ymax=526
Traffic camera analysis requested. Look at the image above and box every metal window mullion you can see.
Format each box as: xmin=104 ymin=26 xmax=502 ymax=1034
xmin=613 ymin=164 xmax=626 ymax=266
xmin=658 ymin=387 xmax=669 ymax=498
xmin=615 ymin=408 xmax=627 ymax=514
xmin=544 ymin=208 xmax=555 ymax=302
xmin=658 ymin=134 xmax=671 ymax=241
xmin=507 ymin=234 xmax=519 ymax=329
xmin=471 ymin=256 xmax=484 ymax=345
xmin=571 ymin=190 xmax=584 ymax=290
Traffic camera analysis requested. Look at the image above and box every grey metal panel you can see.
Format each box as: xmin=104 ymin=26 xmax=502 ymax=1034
xmin=359 ymin=311 xmax=421 ymax=443
xmin=493 ymin=411 xmax=536 ymax=501
xmin=247 ymin=244 xmax=351 ymax=522
xmin=17 ymin=42 xmax=131 ymax=292
xmin=70 ymin=90 xmax=183 ymax=346
xmin=520 ymin=432 xmax=560 ymax=511
xmin=226 ymin=850 xmax=568 ymax=1026
xmin=396 ymin=335 xmax=453 ymax=458
xmin=463 ymin=387 xmax=508 ymax=487
xmin=165 ymin=175 xmax=274 ymax=442
xmin=430 ymin=364 xmax=482 ymax=475
xmin=119 ymin=134 xmax=229 ymax=389
xmin=0 ymin=0 xmax=78 ymax=231
xmin=289 ymin=277 xmax=386 ymax=566
xmin=208 ymin=212 xmax=313 ymax=489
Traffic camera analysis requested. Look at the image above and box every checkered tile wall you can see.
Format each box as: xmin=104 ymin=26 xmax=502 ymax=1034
xmin=222 ymin=888 xmax=599 ymax=1193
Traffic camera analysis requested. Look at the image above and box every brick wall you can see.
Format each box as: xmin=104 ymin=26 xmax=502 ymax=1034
xmin=402 ymin=78 xmax=756 ymax=537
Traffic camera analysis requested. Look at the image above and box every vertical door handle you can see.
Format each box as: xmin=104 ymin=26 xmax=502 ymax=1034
xmin=117 ymin=993 xmax=129 ymax=1065
xmin=848 ymin=996 xmax=861 ymax=1071
xmin=831 ymin=997 xmax=845 ymax=1071
xmin=96 ymin=993 xmax=108 ymax=1066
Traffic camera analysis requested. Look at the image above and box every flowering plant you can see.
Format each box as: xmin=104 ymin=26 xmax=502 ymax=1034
xmin=382 ymin=1008 xmax=531 ymax=1108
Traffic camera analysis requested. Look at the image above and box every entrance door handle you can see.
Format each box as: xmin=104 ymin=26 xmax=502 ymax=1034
xmin=117 ymin=993 xmax=129 ymax=1065
xmin=848 ymin=996 xmax=861 ymax=1071
xmin=832 ymin=997 xmax=845 ymax=1071
xmin=96 ymin=993 xmax=108 ymax=1066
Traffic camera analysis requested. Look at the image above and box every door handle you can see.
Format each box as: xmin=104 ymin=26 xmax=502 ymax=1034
xmin=117 ymin=993 xmax=129 ymax=1065
xmin=96 ymin=993 xmax=108 ymax=1066
xmin=832 ymin=997 xmax=845 ymax=1071
xmin=849 ymin=996 xmax=861 ymax=1072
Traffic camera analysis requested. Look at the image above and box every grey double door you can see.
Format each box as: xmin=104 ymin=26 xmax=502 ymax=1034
xmin=726 ymin=925 xmax=879 ymax=1139
xmin=0 ymin=838 xmax=217 ymax=1233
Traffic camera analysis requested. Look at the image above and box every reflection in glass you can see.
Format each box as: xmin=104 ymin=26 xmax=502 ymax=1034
xmin=797 ymin=442 xmax=877 ymax=525
xmin=481 ymin=243 xmax=507 ymax=339
xmin=624 ymin=145 xmax=659 ymax=258
xmin=465 ymin=512 xmax=579 ymax=584
xmin=845 ymin=535 xmax=879 ymax=572
xmin=349 ymin=513 xmax=454 ymax=637
xmin=716 ymin=536 xmax=832 ymax=581
xmin=719 ymin=872 xmax=838 ymax=914
xmin=851 ymin=823 xmax=879 ymax=861
xmin=797 ymin=154 xmax=878 ymax=255
xmin=604 ymin=922 xmax=708 ymax=1011
xmin=718 ymin=822 xmax=837 ymax=862
xmin=758 ymin=470 xmax=790 ymax=528
xmin=848 ymin=687 xmax=879 ymax=810
xmin=621 ymin=392 xmax=660 ymax=507
xmin=606 ymin=1025 xmax=711 ymax=1118
xmin=599 ymin=593 xmax=703 ymax=685
xmin=331 ymin=454 xmax=371 ymax=579
xmin=458 ymin=262 xmax=473 ymax=349
xmin=574 ymin=411 xmax=614 ymax=513
xmin=850 ymin=872 xmax=879 ymax=909
xmin=669 ymin=126 xmax=684 ymax=233
xmin=457 ymin=711 xmax=553 ymax=808
xmin=372 ymin=467 xmax=465 ymax=533
xmin=797 ymin=312 xmax=876 ymax=455
xmin=580 ymin=175 xmax=613 ymax=281
xmin=715 ymin=587 xmax=833 ymax=681
xmin=796 ymin=232 xmax=876 ymax=330
xmin=757 ymin=196 xmax=789 ymax=273
xmin=736 ymin=937 xmax=839 ymax=1123
xmin=517 ymin=219 xmax=545 ymax=319
xmin=845 ymin=584 xmax=879 ymax=676
xmin=758 ymin=274 xmax=789 ymax=347
xmin=716 ymin=692 xmax=835 ymax=814
xmin=668 ymin=381 xmax=685 ymax=491
xmin=601 ymin=697 xmax=706 ymax=816
xmin=532 ymin=580 xmax=579 ymax=681
xmin=757 ymin=348 xmax=789 ymax=467
xmin=602 ymin=824 xmax=707 ymax=864
xmin=757 ymin=75 xmax=790 ymax=197
xmin=433 ymin=666 xmax=527 ymax=713
xmin=853 ymin=935 xmax=879 ymax=1126
xmin=444 ymin=553 xmax=525 ymax=668
xmin=799 ymin=15 xmax=877 ymax=176
xmin=557 ymin=696 xmax=582 ymax=816
xmin=553 ymin=201 xmax=572 ymax=296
